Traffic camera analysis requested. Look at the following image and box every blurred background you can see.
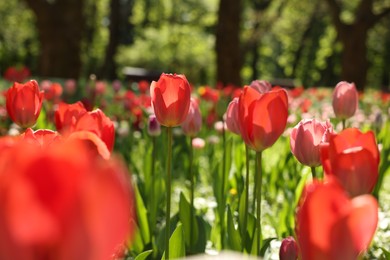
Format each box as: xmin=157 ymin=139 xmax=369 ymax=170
xmin=0 ymin=0 xmax=390 ymax=90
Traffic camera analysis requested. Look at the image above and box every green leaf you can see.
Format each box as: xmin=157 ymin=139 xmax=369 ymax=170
xmin=135 ymin=185 xmax=151 ymax=245
xmin=260 ymin=237 xmax=276 ymax=256
xmin=128 ymin=220 xmax=144 ymax=254
xmin=135 ymin=250 xmax=153 ymax=260
xmin=161 ymin=223 xmax=186 ymax=259
xmin=227 ymin=205 xmax=241 ymax=251
xmin=178 ymin=192 xmax=198 ymax=248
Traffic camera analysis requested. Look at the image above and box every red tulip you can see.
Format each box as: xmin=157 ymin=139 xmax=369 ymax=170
xmin=0 ymin=138 xmax=134 ymax=260
xmin=290 ymin=119 xmax=333 ymax=167
xmin=225 ymin=97 xmax=240 ymax=135
xmin=320 ymin=128 xmax=379 ymax=197
xmin=238 ymin=85 xmax=288 ymax=152
xmin=22 ymin=128 xmax=62 ymax=147
xmin=150 ymin=73 xmax=191 ymax=127
xmin=6 ymin=80 xmax=44 ymax=128
xmin=54 ymin=101 xmax=87 ymax=132
xmin=296 ymin=179 xmax=378 ymax=260
xmin=181 ymin=98 xmax=202 ymax=137
xmin=70 ymin=109 xmax=115 ymax=152
xmin=332 ymin=81 xmax=358 ymax=120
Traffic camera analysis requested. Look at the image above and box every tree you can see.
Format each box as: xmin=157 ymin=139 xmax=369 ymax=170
xmin=215 ymin=0 xmax=242 ymax=86
xmin=25 ymin=0 xmax=85 ymax=79
xmin=98 ymin=0 xmax=134 ymax=80
xmin=325 ymin=0 xmax=390 ymax=90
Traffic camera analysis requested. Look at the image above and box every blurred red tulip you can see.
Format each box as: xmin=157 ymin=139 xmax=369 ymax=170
xmin=0 ymin=138 xmax=135 ymax=260
xmin=198 ymin=86 xmax=220 ymax=103
xmin=22 ymin=128 xmax=62 ymax=147
xmin=6 ymin=80 xmax=44 ymax=128
xmin=332 ymin=81 xmax=358 ymax=120
xmin=70 ymin=109 xmax=115 ymax=152
xmin=279 ymin=236 xmax=299 ymax=260
xmin=150 ymin=73 xmax=191 ymax=127
xmin=290 ymin=119 xmax=333 ymax=167
xmin=225 ymin=97 xmax=240 ymax=135
xmin=238 ymin=85 xmax=288 ymax=152
xmin=320 ymin=128 xmax=379 ymax=197
xmin=44 ymin=82 xmax=63 ymax=103
xmin=296 ymin=179 xmax=378 ymax=260
xmin=181 ymin=98 xmax=202 ymax=137
xmin=3 ymin=66 xmax=31 ymax=83
xmin=55 ymin=101 xmax=87 ymax=132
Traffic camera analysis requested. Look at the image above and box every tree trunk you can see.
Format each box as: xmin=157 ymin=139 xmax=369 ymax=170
xmin=215 ymin=0 xmax=242 ymax=87
xmin=339 ymin=25 xmax=369 ymax=90
xmin=325 ymin=0 xmax=390 ymax=91
xmin=25 ymin=0 xmax=85 ymax=79
xmin=98 ymin=0 xmax=120 ymax=80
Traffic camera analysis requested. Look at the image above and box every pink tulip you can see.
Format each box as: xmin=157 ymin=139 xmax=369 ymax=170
xmin=290 ymin=119 xmax=333 ymax=167
xmin=181 ymin=98 xmax=202 ymax=137
xmin=225 ymin=97 xmax=240 ymax=135
xmin=332 ymin=81 xmax=358 ymax=120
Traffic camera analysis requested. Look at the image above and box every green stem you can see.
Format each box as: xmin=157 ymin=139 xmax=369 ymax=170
xmin=342 ymin=119 xmax=346 ymax=130
xmin=220 ymin=119 xmax=226 ymax=249
xmin=256 ymin=151 xmax=263 ymax=256
xmin=165 ymin=127 xmax=173 ymax=259
xmin=189 ymin=136 xmax=195 ymax=251
xmin=149 ymin=136 xmax=157 ymax=239
xmin=311 ymin=166 xmax=318 ymax=180
xmin=242 ymin=145 xmax=250 ymax=252
xmin=252 ymin=153 xmax=258 ymax=213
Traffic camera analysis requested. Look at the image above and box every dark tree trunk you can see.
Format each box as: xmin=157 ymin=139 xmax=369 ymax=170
xmin=99 ymin=0 xmax=120 ymax=80
xmin=339 ymin=25 xmax=369 ymax=90
xmin=25 ymin=0 xmax=85 ymax=79
xmin=215 ymin=0 xmax=242 ymax=86
xmin=325 ymin=0 xmax=390 ymax=90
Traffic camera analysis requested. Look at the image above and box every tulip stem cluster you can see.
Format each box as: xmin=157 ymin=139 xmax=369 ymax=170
xmin=165 ymin=127 xmax=173 ymax=259
xmin=255 ymin=151 xmax=263 ymax=256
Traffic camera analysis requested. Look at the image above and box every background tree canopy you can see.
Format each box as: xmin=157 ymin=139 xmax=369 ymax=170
xmin=0 ymin=0 xmax=389 ymax=90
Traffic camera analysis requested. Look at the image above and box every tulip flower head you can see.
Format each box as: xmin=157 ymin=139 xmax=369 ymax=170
xmin=320 ymin=128 xmax=380 ymax=197
xmin=332 ymin=81 xmax=358 ymax=120
xmin=238 ymin=85 xmax=288 ymax=152
xmin=0 ymin=137 xmax=135 ymax=260
xmin=225 ymin=97 xmax=240 ymax=135
xmin=147 ymin=114 xmax=161 ymax=136
xmin=290 ymin=119 xmax=333 ymax=167
xmin=249 ymin=79 xmax=272 ymax=94
xmin=279 ymin=236 xmax=299 ymax=260
xmin=296 ymin=179 xmax=378 ymax=260
xmin=181 ymin=98 xmax=202 ymax=137
xmin=6 ymin=80 xmax=44 ymax=128
xmin=150 ymin=73 xmax=191 ymax=127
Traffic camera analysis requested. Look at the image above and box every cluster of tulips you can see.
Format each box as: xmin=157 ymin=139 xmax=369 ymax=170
xmin=0 ymin=74 xmax=385 ymax=260
xmin=149 ymin=74 xmax=381 ymax=259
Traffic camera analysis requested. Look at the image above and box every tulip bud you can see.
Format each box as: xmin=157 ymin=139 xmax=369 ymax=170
xmin=332 ymin=81 xmax=358 ymax=120
xmin=150 ymin=73 xmax=191 ymax=127
xmin=181 ymin=98 xmax=202 ymax=137
xmin=192 ymin=137 xmax=205 ymax=149
xmin=250 ymin=80 xmax=272 ymax=93
xmin=147 ymin=114 xmax=161 ymax=136
xmin=290 ymin=119 xmax=333 ymax=167
xmin=279 ymin=236 xmax=299 ymax=260
xmin=225 ymin=97 xmax=240 ymax=135
xmin=5 ymin=80 xmax=44 ymax=128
